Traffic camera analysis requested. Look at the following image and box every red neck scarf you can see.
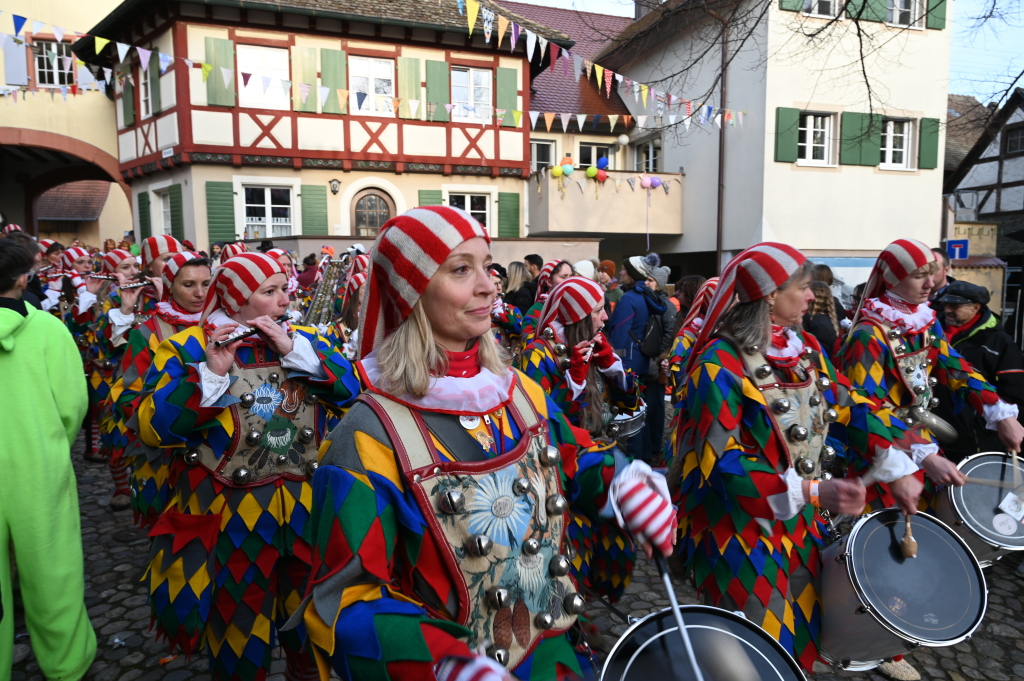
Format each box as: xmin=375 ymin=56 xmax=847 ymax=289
xmin=445 ymin=343 xmax=481 ymax=378
xmin=770 ymin=324 xmax=789 ymax=349
xmin=946 ymin=311 xmax=981 ymax=342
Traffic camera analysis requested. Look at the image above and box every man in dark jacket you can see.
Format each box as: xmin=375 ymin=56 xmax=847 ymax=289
xmin=933 ymin=280 xmax=1024 ymax=463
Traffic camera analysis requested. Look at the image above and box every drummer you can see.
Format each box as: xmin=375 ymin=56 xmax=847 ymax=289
xmin=673 ymin=243 xmax=923 ymax=673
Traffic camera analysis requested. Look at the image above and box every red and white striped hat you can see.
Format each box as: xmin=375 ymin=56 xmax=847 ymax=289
xmin=161 ymin=252 xmax=204 ymax=301
xmin=687 ymin=243 xmax=806 ymax=372
xmin=679 ymin=277 xmax=720 ymax=332
xmin=862 ymin=238 xmax=936 ymax=303
xmin=358 ymin=205 xmax=490 ymax=358
xmin=535 ymin=260 xmax=564 ymax=301
xmin=202 ymin=252 xmax=284 ymax=318
xmin=3 ymin=224 xmax=23 ymax=235
xmin=61 ymin=246 xmax=92 ymax=272
xmin=219 ymin=242 xmax=248 ymax=265
xmin=351 ymin=253 xmax=370 ymax=278
xmin=102 ymin=249 xmax=135 ymax=274
xmin=141 ymin=235 xmax=184 ymax=268
xmin=536 ymin=277 xmax=605 ymax=341
xmin=340 ymin=254 xmax=371 ymax=310
xmin=39 ymin=238 xmax=56 ymax=253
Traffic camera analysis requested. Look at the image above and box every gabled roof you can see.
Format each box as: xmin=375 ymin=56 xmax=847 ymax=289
xmin=945 ymin=94 xmax=993 ymax=173
xmin=594 ymin=0 xmax=731 ymax=70
xmin=36 ymin=181 xmax=111 ymax=221
xmin=945 ymin=87 xmax=1024 ymax=194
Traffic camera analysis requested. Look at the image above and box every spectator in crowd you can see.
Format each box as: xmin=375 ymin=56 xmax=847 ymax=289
xmin=0 ymin=240 xmax=96 ymax=679
xmin=804 ymin=280 xmax=841 ymax=355
xmin=811 ymin=263 xmax=848 ymax=318
xmin=930 ymin=246 xmax=955 ymax=303
xmin=523 ymin=253 xmax=543 ymax=303
xmin=503 ymin=261 xmax=534 ymax=314
xmin=574 ymin=258 xmax=600 ymax=282
xmin=933 ymin=280 xmax=1024 ymax=463
xmin=296 ymin=253 xmax=320 ymax=289
xmin=125 ymin=232 xmax=141 ymax=257
xmin=672 ymin=274 xmax=706 ymax=332
xmin=4 ymin=231 xmax=45 ymax=308
xmin=599 ymin=259 xmax=623 ymax=312
xmin=644 ymin=264 xmax=677 ymax=457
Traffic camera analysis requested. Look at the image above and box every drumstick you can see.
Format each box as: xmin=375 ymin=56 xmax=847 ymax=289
xmin=653 ymin=553 xmax=705 ymax=681
xmin=901 ymin=514 xmax=918 ymax=559
xmin=964 ymin=475 xmax=1024 ymax=491
xmin=1011 ymin=450 xmax=1022 ymax=489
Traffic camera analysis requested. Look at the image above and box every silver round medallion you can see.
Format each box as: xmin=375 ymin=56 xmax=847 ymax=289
xmin=512 ymin=478 xmax=532 ymax=496
xmin=808 ymin=394 xmax=822 ymax=407
xmin=240 ymin=393 xmax=256 ymax=408
xmin=563 ymin=593 xmax=585 ymax=615
xmin=788 ymin=425 xmax=809 ymax=442
xmin=298 ymin=427 xmax=315 ymax=443
xmin=816 ymin=377 xmax=831 ymax=391
xmin=535 ymin=612 xmax=555 ymax=630
xmin=754 ymin=364 xmax=773 ymax=380
xmin=795 ymin=457 xmax=815 ymax=475
xmin=486 ymin=587 xmax=511 ymax=610
xmin=549 ymin=554 xmax=571 ymax=577
xmin=546 ymin=494 xmax=568 ymax=515
xmin=773 ymin=398 xmax=792 ymax=414
xmin=183 ymin=448 xmax=201 ymax=465
xmin=245 ymin=429 xmax=263 ymax=446
xmin=232 ymin=467 xmax=252 ymax=484
xmin=539 ymin=445 xmax=561 ymax=466
xmin=439 ymin=489 xmax=466 ymax=514
xmin=824 ymin=408 xmax=838 ymax=423
xmin=522 ymin=538 xmax=541 ymax=555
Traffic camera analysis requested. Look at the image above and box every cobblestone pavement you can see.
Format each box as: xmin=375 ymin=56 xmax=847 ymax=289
xmin=10 ymin=431 xmax=1024 ymax=680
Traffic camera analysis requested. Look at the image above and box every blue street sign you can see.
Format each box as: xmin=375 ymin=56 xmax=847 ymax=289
xmin=947 ymin=240 xmax=969 ymax=261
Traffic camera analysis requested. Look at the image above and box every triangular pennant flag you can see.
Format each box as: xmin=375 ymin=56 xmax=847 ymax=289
xmin=60 ymin=86 xmax=67 ymax=101
xmin=627 ymin=178 xmax=636 ymax=191
xmin=604 ymin=69 xmax=613 ymax=97
xmin=573 ymin=54 xmax=583 ymax=82
xmin=319 ymin=86 xmax=330 ymax=106
xmin=525 ymin=30 xmax=536 ymax=62
xmin=563 ymin=50 xmax=571 ymax=77
xmin=511 ymin=23 xmax=520 ymax=50
xmin=624 ymin=77 xmax=631 ymax=92
xmin=576 ymin=178 xmax=587 ymax=193
xmin=116 ymin=42 xmax=130 ymax=64
xmin=102 ymin=67 xmax=112 ymax=82
xmin=616 ymin=73 xmax=624 ymax=86
xmin=445 ymin=103 xmax=455 ymax=113
xmin=409 ymin=99 xmax=420 ymax=117
xmin=622 ymin=115 xmax=632 ymax=128
xmin=559 ymin=113 xmax=571 ymax=131
xmin=668 ymin=114 xmax=677 ymax=125
xmin=529 ymin=110 xmax=541 ymax=129
xmin=241 ymin=72 xmax=252 ymax=87
xmin=45 ymin=50 xmax=57 ymax=67
xmin=640 ymin=84 xmax=649 ymax=108
xmin=466 ymin=0 xmax=479 ymax=36
xmin=726 ymin=109 xmax=734 ymax=126
xmin=543 ymin=112 xmax=555 ymax=132
xmin=33 ymin=21 xmax=46 ymax=35
xmin=684 ymin=117 xmax=691 ymax=131
xmin=126 ymin=73 xmax=134 ymax=88
xmin=159 ymin=52 xmax=173 ymax=74
xmin=200 ymin=63 xmax=212 ymax=82
xmin=575 ymin=114 xmax=587 ymax=130
xmin=663 ymin=183 xmax=670 ymax=195
xmin=337 ymin=89 xmax=349 ymax=110
xmin=221 ymin=66 xmax=233 ymax=89
xmin=281 ymin=79 xmax=292 ymax=95
xmin=705 ymin=104 xmax=713 ymax=121
xmin=53 ymin=26 xmax=65 ymax=43
xmin=584 ymin=60 xmax=593 ymax=81
xmin=182 ymin=58 xmax=194 ymax=70
xmin=356 ymin=91 xmax=367 ymax=109
xmin=632 ymin=82 xmax=640 ymax=102
xmin=549 ymin=43 xmax=560 ymax=73
xmin=739 ymin=111 xmax=745 ymax=128
xmin=260 ymin=75 xmax=272 ymax=94
xmin=497 ymin=16 xmax=509 ymax=47
xmin=637 ymin=115 xmax=647 ymax=128
xmin=608 ymin=114 xmax=619 ymax=131
xmin=61 ymin=56 xmax=73 ymax=72
xmin=594 ymin=64 xmax=604 ymax=86
xmin=12 ymin=15 xmax=26 ymax=37
xmin=591 ymin=114 xmax=602 ymax=129
xmin=538 ymin=36 xmax=548 ymax=61
xmin=482 ymin=8 xmax=494 ymax=43
xmin=715 ymin=113 xmax=722 ymax=128
xmin=512 ymin=110 xmax=522 ymax=127
xmin=136 ymin=47 xmax=152 ymax=67
xmin=457 ymin=0 xmax=466 ymax=14
xmin=654 ymin=116 xmax=663 ymax=128
xmin=685 ymin=100 xmax=693 ymax=116
xmin=392 ymin=97 xmax=401 ymax=112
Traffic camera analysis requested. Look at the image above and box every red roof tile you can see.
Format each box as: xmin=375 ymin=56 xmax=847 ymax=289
xmin=36 ymin=181 xmax=111 ymax=221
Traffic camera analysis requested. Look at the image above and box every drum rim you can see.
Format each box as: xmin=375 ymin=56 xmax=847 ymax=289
xmin=843 ymin=508 xmax=988 ymax=646
xmin=947 ymin=452 xmax=1024 ymax=552
xmin=600 ymin=604 xmax=808 ymax=681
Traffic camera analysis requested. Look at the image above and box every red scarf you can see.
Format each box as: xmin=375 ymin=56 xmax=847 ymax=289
xmin=945 ymin=311 xmax=981 ymax=342
xmin=445 ymin=343 xmax=481 ymax=378
xmin=770 ymin=324 xmax=789 ymax=349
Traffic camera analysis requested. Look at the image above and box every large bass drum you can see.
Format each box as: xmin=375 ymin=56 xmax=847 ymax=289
xmin=601 ymin=605 xmax=806 ymax=681
xmin=820 ymin=509 xmax=987 ymax=670
xmin=934 ymin=452 xmax=1024 ymax=567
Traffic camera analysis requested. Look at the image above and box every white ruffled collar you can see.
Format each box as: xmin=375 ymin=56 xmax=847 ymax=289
xmin=357 ymin=352 xmax=517 ymax=416
xmin=156 ymin=301 xmax=201 ymax=325
xmin=204 ymin=308 xmax=290 ymax=334
xmin=861 ymin=294 xmax=935 ymax=333
xmin=766 ymin=326 xmax=804 ymax=361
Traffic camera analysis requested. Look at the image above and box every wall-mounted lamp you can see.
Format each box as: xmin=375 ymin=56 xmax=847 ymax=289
xmin=329 ymin=178 xmax=341 ymax=195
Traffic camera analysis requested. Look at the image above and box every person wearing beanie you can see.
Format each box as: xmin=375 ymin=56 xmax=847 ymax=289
xmin=305 ymin=206 xmax=674 ymax=681
xmin=673 ymin=243 xmax=922 ymax=674
xmin=133 ymin=251 xmax=361 ymax=681
xmin=640 ymin=265 xmax=676 ymax=461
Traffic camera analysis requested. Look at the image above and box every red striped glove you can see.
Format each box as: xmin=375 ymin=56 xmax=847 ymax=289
xmin=435 ymin=656 xmax=512 ymax=681
xmin=610 ymin=461 xmax=676 ymax=557
xmin=69 ymin=273 xmax=88 ymax=294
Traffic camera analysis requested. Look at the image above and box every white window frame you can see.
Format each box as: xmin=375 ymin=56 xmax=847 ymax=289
xmin=158 ymin=190 xmax=172 ymax=235
xmin=441 ymin=185 xmax=498 ymax=237
xmin=230 ymin=175 xmax=303 ymax=239
xmin=237 ymin=45 xmax=291 ymax=111
xmin=633 ymin=138 xmax=662 ymax=173
xmin=887 ymin=0 xmax=924 ymax=28
xmin=797 ymin=112 xmax=834 ymax=166
xmin=349 ymin=56 xmax=395 ymax=117
xmin=34 ymin=40 xmax=74 ymax=88
xmin=531 ymin=139 xmax=555 ymax=172
xmin=579 ymin=143 xmax=615 ymax=169
xmin=802 ymin=0 xmax=838 ymax=17
xmin=451 ymin=66 xmax=492 ymax=123
xmin=140 ymin=61 xmax=153 ymax=119
xmin=880 ymin=118 xmax=913 ymax=171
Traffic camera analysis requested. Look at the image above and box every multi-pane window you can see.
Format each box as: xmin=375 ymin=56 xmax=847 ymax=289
xmin=35 ymin=41 xmax=74 ymax=87
xmin=634 ymin=139 xmax=662 ymax=172
xmin=579 ymin=144 xmax=614 ymax=168
xmin=160 ymin=192 xmax=172 ymax=236
xmin=531 ymin=140 xmax=554 ymax=172
xmin=880 ymin=118 xmax=911 ymax=169
xmin=349 ymin=57 xmax=394 ymax=116
xmin=237 ymin=45 xmax=290 ymax=111
xmin=244 ymin=187 xmax=292 ymax=238
xmin=352 ymin=190 xmax=393 ymax=238
xmin=451 ymin=67 xmax=492 ymax=122
xmin=798 ymin=113 xmax=832 ymax=164
xmin=1006 ymin=127 xmax=1024 ymax=156
xmin=803 ymin=0 xmax=836 ymax=16
xmin=448 ymin=194 xmax=489 ymax=228
xmin=141 ymin=63 xmax=153 ymax=119
xmin=888 ymin=0 xmax=918 ymax=26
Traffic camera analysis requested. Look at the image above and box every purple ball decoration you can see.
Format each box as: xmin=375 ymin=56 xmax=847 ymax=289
xmin=650 ymin=177 xmax=662 ymax=188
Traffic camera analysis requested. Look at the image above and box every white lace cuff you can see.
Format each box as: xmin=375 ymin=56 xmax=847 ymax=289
xmin=984 ymin=400 xmax=1020 ymax=430
xmin=76 ymin=291 xmax=97 ymax=315
xmin=280 ymin=334 xmax=326 ymax=380
xmin=766 ymin=468 xmax=805 ymax=521
xmin=41 ymin=289 xmax=61 ymax=311
xmin=108 ymin=307 xmax=136 ymax=343
xmin=198 ymin=362 xmax=232 ymax=408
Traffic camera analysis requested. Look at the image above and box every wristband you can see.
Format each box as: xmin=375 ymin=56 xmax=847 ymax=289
xmin=809 ymin=481 xmax=821 ymax=508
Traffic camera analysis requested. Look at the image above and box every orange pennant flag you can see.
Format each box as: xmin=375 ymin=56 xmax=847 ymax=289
xmin=497 ymin=16 xmax=509 ymax=47
xmin=543 ymin=112 xmax=556 ymax=132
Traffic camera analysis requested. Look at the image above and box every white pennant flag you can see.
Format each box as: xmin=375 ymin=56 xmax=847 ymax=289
xmin=33 ymin=21 xmax=46 ymax=35
xmin=116 ymin=42 xmax=130 ymax=64
xmin=632 ymin=82 xmax=640 ymax=102
xmin=61 ymin=56 xmax=73 ymax=72
xmin=102 ymin=67 xmax=112 ymax=82
xmin=559 ymin=113 xmax=571 ymax=131
xmin=575 ymin=114 xmax=587 ymax=130
xmin=182 ymin=58 xmax=194 ymax=70
xmin=525 ymin=30 xmax=537 ymax=63
xmin=261 ymin=76 xmax=272 ymax=95
xmin=615 ymin=73 xmax=624 ymax=85
xmin=529 ymin=110 xmax=541 ymax=128
xmin=573 ymin=54 xmax=583 ymax=82
xmin=136 ymin=47 xmax=152 ymax=66
xmin=714 ymin=114 xmax=721 ymax=128
xmin=53 ymin=26 xmax=65 ymax=43
xmin=739 ymin=111 xmax=744 ymax=128
xmin=636 ymin=115 xmax=647 ymax=128
xmin=576 ymin=178 xmax=587 ymax=193
xmin=319 ymin=86 xmax=330 ymax=106
xmin=684 ymin=117 xmax=691 ymax=130
xmin=281 ymin=79 xmax=292 ymax=95
xmin=668 ymin=114 xmax=677 ymax=125
xmin=538 ymin=36 xmax=548 ymax=60
xmin=221 ymin=67 xmax=233 ymax=88
xmin=408 ymin=99 xmax=420 ymax=118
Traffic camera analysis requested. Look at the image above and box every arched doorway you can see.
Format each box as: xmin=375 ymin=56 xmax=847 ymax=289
xmin=351 ymin=188 xmax=396 ymax=238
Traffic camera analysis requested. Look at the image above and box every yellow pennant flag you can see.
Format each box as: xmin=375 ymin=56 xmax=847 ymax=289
xmin=466 ymin=0 xmax=480 ymax=36
xmin=608 ymin=114 xmax=619 ymax=131
xmin=497 ymin=16 xmax=509 ymax=47
xmin=512 ymin=110 xmax=522 ymax=128
xmin=94 ymin=36 xmax=110 ymax=54
xmin=594 ymin=64 xmax=604 ymax=85
xmin=201 ymin=63 xmax=213 ymax=82
xmin=640 ymin=84 xmax=649 ymax=108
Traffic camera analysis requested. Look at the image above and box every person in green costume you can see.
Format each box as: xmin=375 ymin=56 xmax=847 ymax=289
xmin=0 ymin=240 xmax=96 ymax=681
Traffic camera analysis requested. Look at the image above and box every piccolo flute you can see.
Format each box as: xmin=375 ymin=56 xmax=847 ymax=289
xmin=89 ymin=274 xmax=119 ymax=281
xmin=37 ymin=264 xmax=56 ymax=274
xmin=214 ymin=315 xmax=291 ymax=347
xmin=119 ymin=280 xmax=153 ymax=290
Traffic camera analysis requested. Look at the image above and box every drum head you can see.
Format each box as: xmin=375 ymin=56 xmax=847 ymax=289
xmin=953 ymin=453 xmax=1024 ymax=549
xmin=601 ymin=605 xmax=806 ymax=681
xmin=849 ymin=509 xmax=986 ymax=645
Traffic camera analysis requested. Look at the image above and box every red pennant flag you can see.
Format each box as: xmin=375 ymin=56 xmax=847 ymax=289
xmin=604 ymin=69 xmax=613 ymax=97
xmin=549 ymin=43 xmax=560 ymax=73
xmin=241 ymin=72 xmax=252 ymax=87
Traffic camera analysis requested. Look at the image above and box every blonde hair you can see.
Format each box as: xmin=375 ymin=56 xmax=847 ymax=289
xmin=374 ymin=302 xmax=511 ymax=398
xmin=808 ymin=281 xmax=839 ymax=336
xmin=910 ymin=260 xmax=940 ymax=277
xmin=506 ymin=261 xmax=529 ymax=295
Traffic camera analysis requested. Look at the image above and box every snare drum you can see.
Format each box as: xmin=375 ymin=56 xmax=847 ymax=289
xmin=607 ymin=401 xmax=647 ymax=439
xmin=602 ymin=605 xmax=806 ymax=681
xmin=934 ymin=452 xmax=1024 ymax=567
xmin=820 ymin=509 xmax=986 ymax=670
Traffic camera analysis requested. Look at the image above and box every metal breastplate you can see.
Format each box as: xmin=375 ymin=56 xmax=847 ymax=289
xmin=736 ymin=342 xmax=836 ymax=480
xmin=362 ymin=387 xmax=581 ymax=670
xmin=187 ymin=356 xmax=320 ymax=486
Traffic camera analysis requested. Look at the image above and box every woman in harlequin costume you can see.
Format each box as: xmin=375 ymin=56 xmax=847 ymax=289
xmin=489 ymin=264 xmax=523 ymax=359
xmin=520 ymin=260 xmax=572 ymax=341
xmin=219 ymin=241 xmax=248 ymax=265
xmin=265 ymin=248 xmax=302 ymax=305
xmin=302 ymin=206 xmax=674 ymax=681
xmin=673 ymin=242 xmax=923 ymax=673
xmin=109 ymin=252 xmax=212 ymax=527
xmin=336 ymin=270 xmax=365 ymax=360
xmin=135 ymin=252 xmax=361 ymax=681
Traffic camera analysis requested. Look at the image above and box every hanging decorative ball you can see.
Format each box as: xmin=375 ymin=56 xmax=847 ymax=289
xmin=232 ymin=467 xmax=252 ymax=484
xmin=539 ymin=445 xmax=561 ymax=466
xmin=551 ymin=165 xmax=564 ymax=178
xmin=535 ymin=613 xmax=555 ymax=630
xmin=809 ymin=395 xmax=822 ymax=407
xmin=512 ymin=478 xmax=532 ymax=496
xmin=298 ymin=427 xmax=315 ymax=443
xmin=486 ymin=646 xmax=510 ymax=667
xmin=586 ymin=166 xmax=598 ymax=178
xmin=546 ymin=494 xmax=569 ymax=515
xmin=816 ymin=377 xmax=831 ymax=391
xmin=796 ymin=457 xmax=816 ymax=475
xmin=755 ymin=365 xmax=773 ymax=379
xmin=522 ymin=538 xmax=542 ymax=555
xmin=597 ymin=157 xmax=609 ymax=170
xmin=183 ymin=448 xmax=201 ymax=465
xmin=549 ymin=554 xmax=572 ymax=577
xmin=824 ymin=408 xmax=839 ymax=423
xmin=596 ymin=169 xmax=608 ymax=182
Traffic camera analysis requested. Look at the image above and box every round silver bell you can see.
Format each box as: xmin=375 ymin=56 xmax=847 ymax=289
xmin=913 ymin=384 xmax=927 ymax=395
xmin=929 ymin=397 xmax=940 ymax=409
xmin=928 ymin=376 xmax=938 ymax=387
xmin=754 ymin=364 xmax=773 ymax=380
xmin=565 ymin=541 xmax=577 ymax=560
xmin=895 ymin=345 xmax=907 ymax=354
xmin=773 ymin=398 xmax=792 ymax=414
xmin=824 ymin=408 xmax=838 ymax=423
xmin=925 ymin=358 xmax=933 ymax=366
xmin=559 ymin=358 xmax=571 ymax=371
xmin=276 ymin=454 xmax=288 ymax=465
xmin=183 ymin=448 xmax=201 ymax=465
xmin=486 ymin=645 xmax=510 ymax=667
xmin=795 ymin=457 xmax=815 ymax=475
xmin=101 ymin=359 xmax=115 ymax=371
xmin=547 ymin=494 xmax=568 ymax=515
xmin=535 ymin=612 xmax=555 ymax=630
xmin=306 ymin=460 xmax=319 ymax=475
xmin=821 ymin=445 xmax=837 ymax=462
xmin=788 ymin=425 xmax=809 ymax=442
xmin=610 ymin=406 xmax=620 ymax=416
xmin=512 ymin=478 xmax=531 ymax=496
xmin=553 ymin=343 xmax=567 ymax=356
xmin=439 ymin=489 xmax=466 ymax=514
xmin=539 ymin=445 xmax=561 ymax=467
xmin=486 ymin=587 xmax=511 ymax=610
xmin=240 ymin=393 xmax=256 ymax=408
xmin=298 ymin=427 xmax=315 ymax=443
xmin=542 ymin=327 xmax=555 ymax=340
xmin=744 ymin=345 xmax=760 ymax=355
xmin=523 ymin=538 xmax=541 ymax=555
xmin=550 ymin=554 xmax=571 ymax=577
xmin=245 ymin=429 xmax=263 ymax=446
xmin=268 ymin=372 xmax=280 ymax=382
xmin=904 ymin=417 xmax=916 ymax=427
xmin=816 ymin=377 xmax=831 ymax=391
xmin=808 ymin=394 xmax=822 ymax=407
xmin=563 ymin=593 xmax=585 ymax=615
xmin=607 ymin=423 xmax=621 ymax=437
xmin=466 ymin=534 xmax=493 ymax=557
xmin=802 ymin=346 xmax=816 ymax=359
xmin=928 ymin=334 xmax=937 ymax=344
xmin=822 ymin=471 xmax=833 ymax=480
xmin=904 ymin=366 xmax=916 ymax=375
xmin=232 ymin=467 xmax=252 ymax=484
xmin=888 ymin=329 xmax=903 ymax=340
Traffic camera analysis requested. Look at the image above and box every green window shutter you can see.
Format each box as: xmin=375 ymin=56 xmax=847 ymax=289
xmin=292 ymin=47 xmax=317 ymax=113
xmin=496 ymin=67 xmax=518 ymax=127
xmin=774 ymin=107 xmax=800 ymax=163
xmin=425 ymin=60 xmax=450 ymax=122
xmin=321 ymin=48 xmax=347 ymax=114
xmin=167 ymin=184 xmax=185 ymax=242
xmin=780 ymin=0 xmax=803 ymax=11
xmin=148 ymin=51 xmax=162 ymax=114
xmin=122 ymin=71 xmax=135 ymax=126
xmin=137 ymin=191 xmax=151 ymax=239
xmin=919 ymin=118 xmax=940 ymax=169
xmin=926 ymin=0 xmax=946 ymax=29
xmin=840 ymin=112 xmax=866 ymax=165
xmin=497 ymin=193 xmax=520 ymax=238
xmin=398 ymin=57 xmax=422 ymax=120
xmin=861 ymin=113 xmax=882 ymax=167
xmin=205 ymin=37 xmax=235 ymax=107
xmin=301 ymin=185 xmax=328 ymax=236
xmin=846 ymin=0 xmax=885 ymax=21
xmin=206 ymin=182 xmax=236 ymax=243
xmin=418 ymin=190 xmax=443 ymax=206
